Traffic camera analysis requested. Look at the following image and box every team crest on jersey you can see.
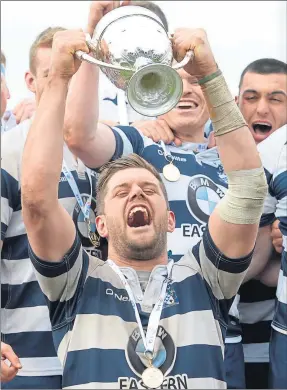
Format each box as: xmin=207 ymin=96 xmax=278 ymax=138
xmin=163 ymin=282 xmax=179 ymax=308
xmin=72 ymin=193 xmax=105 ymax=259
xmin=187 ymin=175 xmax=226 ymax=223
xmin=126 ymin=325 xmax=176 ymax=379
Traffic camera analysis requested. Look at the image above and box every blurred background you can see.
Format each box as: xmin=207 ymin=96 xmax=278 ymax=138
xmin=1 ymin=0 xmax=286 ymax=108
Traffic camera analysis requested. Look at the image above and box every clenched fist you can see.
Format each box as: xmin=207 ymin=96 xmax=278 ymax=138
xmin=87 ymin=1 xmax=131 ymax=36
xmin=1 ymin=342 xmax=22 ymax=383
xmin=49 ymin=30 xmax=89 ymax=80
xmin=172 ymin=28 xmax=218 ymax=80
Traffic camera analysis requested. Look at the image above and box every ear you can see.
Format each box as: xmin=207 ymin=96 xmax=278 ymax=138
xmin=25 ymin=71 xmax=36 ymax=94
xmin=167 ymin=210 xmax=175 ymax=233
xmin=235 ymin=95 xmax=239 ymax=105
xmin=95 ymin=215 xmax=109 ymax=238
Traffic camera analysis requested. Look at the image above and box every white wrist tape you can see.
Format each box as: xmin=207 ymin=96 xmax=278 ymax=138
xmin=201 ymin=74 xmax=247 ymax=136
xmin=217 ymin=166 xmax=268 ymax=224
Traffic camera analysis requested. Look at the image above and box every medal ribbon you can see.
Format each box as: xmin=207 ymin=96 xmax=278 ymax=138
xmin=62 ymin=160 xmax=93 ymax=222
xmin=107 ymin=259 xmax=174 ymax=358
xmin=160 ymin=141 xmax=174 ymax=164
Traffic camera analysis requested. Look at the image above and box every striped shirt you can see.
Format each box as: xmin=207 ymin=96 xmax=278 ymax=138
xmin=257 ymin=125 xmax=287 ymax=335
xmin=111 ymin=125 xmax=228 ymax=259
xmin=239 ymin=281 xmax=276 ymax=362
xmin=1 ymin=119 xmax=105 ymax=377
xmin=238 ymin=125 xmax=287 ymax=363
xmin=111 ymin=126 xmax=243 ymax=343
xmin=29 ymin=226 xmax=252 ymax=389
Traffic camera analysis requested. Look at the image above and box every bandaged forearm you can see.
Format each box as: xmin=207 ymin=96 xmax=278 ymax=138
xmin=201 ymin=72 xmax=247 ymax=136
xmin=217 ymin=167 xmax=268 ymax=224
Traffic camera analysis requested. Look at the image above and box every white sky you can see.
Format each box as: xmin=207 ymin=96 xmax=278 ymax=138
xmin=1 ymin=1 xmax=286 ymax=109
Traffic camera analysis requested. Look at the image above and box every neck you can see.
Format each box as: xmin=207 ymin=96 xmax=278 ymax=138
xmin=108 ymin=249 xmax=168 ymax=271
xmin=173 ymin=125 xmax=206 ymax=144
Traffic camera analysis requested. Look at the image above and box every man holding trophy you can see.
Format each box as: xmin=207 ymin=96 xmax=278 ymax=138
xmin=21 ymin=1 xmax=267 ymax=389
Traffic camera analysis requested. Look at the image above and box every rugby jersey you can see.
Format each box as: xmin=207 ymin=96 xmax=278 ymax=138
xmin=258 ymin=125 xmax=287 ymax=336
xmin=111 ymin=125 xmax=228 ymax=259
xmin=238 ymin=281 xmax=276 ymax=362
xmin=29 ymin=226 xmax=252 ymax=389
xmin=238 ymin=126 xmax=287 ymax=363
xmin=111 ymin=125 xmax=244 ymax=343
xmin=1 ymin=119 xmax=106 ymax=377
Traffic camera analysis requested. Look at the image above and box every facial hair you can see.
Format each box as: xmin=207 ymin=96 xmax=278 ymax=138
xmin=105 ymin=214 xmax=168 ymax=261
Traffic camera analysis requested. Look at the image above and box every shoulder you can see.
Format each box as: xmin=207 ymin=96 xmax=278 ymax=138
xmin=257 ymin=125 xmax=287 ymax=174
xmin=112 ymin=124 xmax=157 ymax=156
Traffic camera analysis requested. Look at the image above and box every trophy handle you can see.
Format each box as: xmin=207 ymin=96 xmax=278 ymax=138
xmin=75 ymin=33 xmax=133 ymax=72
xmin=172 ymin=50 xmax=194 ymax=70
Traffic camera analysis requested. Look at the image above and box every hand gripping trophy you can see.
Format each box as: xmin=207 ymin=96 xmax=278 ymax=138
xmin=76 ymin=5 xmax=193 ymax=117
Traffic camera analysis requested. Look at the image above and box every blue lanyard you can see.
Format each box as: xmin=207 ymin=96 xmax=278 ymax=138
xmin=62 ymin=160 xmax=93 ymax=221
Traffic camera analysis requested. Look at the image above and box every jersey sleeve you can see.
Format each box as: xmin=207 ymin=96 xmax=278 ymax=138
xmin=28 ymin=234 xmax=90 ymax=328
xmin=111 ymin=125 xmax=145 ymax=160
xmin=191 ymin=226 xmax=252 ymax=324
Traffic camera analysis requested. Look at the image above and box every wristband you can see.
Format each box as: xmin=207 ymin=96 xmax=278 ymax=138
xmin=198 ymin=69 xmax=222 ymax=85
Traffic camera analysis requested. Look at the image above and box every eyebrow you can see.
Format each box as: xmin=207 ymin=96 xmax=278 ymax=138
xmin=268 ymin=90 xmax=287 ymax=97
xmin=242 ymin=89 xmax=287 ymax=97
xmin=242 ymin=89 xmax=258 ymax=95
xmin=112 ymin=181 xmax=158 ymax=192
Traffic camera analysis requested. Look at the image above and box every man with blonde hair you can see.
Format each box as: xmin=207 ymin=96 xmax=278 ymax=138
xmin=1 ymin=24 xmax=106 ymax=390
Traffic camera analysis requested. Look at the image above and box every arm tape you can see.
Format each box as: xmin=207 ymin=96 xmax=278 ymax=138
xmin=217 ymin=166 xmax=268 ymax=224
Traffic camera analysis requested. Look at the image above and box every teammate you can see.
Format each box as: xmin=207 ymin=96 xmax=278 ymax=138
xmin=1 ymin=27 xmax=105 ymax=389
xmin=257 ymin=125 xmax=287 ymax=388
xmin=21 ymin=23 xmax=267 ymax=388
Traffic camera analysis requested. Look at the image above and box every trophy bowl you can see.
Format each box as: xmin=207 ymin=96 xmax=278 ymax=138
xmin=77 ymin=5 xmax=193 ymax=117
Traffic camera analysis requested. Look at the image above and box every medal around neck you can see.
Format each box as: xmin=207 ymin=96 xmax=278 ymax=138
xmin=142 ymin=366 xmax=164 ymax=389
xmin=162 ymin=163 xmax=180 ymax=182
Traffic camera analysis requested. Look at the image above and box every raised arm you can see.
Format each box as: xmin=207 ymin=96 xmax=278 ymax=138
xmin=172 ymin=28 xmax=267 ymax=259
xmin=21 ymin=30 xmax=89 ymax=262
xmin=64 ymin=1 xmax=130 ymax=168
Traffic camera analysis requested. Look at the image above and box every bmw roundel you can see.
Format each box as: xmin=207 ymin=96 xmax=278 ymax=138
xmin=187 ymin=175 xmax=226 ymax=223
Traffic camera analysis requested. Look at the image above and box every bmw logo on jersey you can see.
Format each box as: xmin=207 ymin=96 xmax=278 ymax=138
xmin=187 ymin=175 xmax=226 ymax=223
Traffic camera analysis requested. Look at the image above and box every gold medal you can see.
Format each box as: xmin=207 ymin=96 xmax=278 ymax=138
xmin=162 ymin=163 xmax=181 ymax=182
xmin=142 ymin=366 xmax=164 ymax=389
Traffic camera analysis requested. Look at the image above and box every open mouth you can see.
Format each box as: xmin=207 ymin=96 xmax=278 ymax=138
xmin=127 ymin=206 xmax=151 ymax=228
xmin=252 ymin=122 xmax=272 ymax=134
xmin=177 ymin=101 xmax=198 ymax=110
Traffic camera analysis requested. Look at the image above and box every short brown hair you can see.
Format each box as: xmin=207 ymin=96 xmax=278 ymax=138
xmin=130 ymin=1 xmax=169 ymax=31
xmin=96 ymin=154 xmax=169 ymax=214
xmin=1 ymin=50 xmax=6 ymax=67
xmin=29 ymin=26 xmax=66 ymax=74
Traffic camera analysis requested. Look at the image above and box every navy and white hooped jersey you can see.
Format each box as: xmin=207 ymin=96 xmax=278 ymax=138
xmin=257 ymin=125 xmax=287 ymax=335
xmin=29 ymin=226 xmax=252 ymax=389
xmin=111 ymin=125 xmax=228 ymax=260
xmin=1 ymin=119 xmax=105 ymax=377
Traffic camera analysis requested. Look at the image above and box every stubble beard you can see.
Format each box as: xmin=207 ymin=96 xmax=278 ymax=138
xmin=106 ymin=218 xmax=167 ymax=261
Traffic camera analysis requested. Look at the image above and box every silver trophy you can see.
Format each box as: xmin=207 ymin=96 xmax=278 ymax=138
xmin=76 ymin=6 xmax=193 ymax=117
